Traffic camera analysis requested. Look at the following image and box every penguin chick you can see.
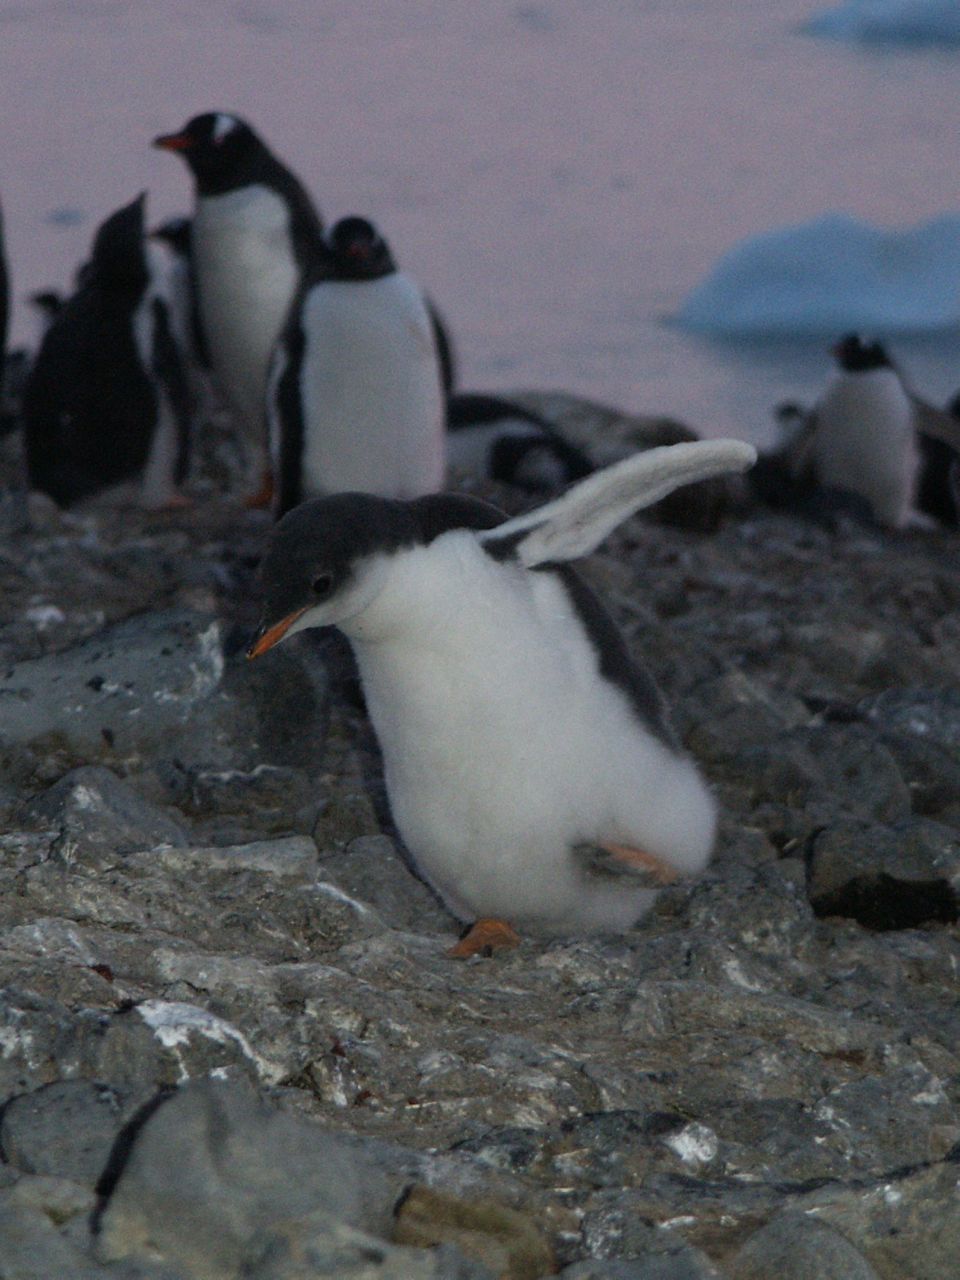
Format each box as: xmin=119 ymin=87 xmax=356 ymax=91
xmin=248 ymin=438 xmax=756 ymax=953
xmin=446 ymin=391 xmax=594 ymax=493
xmin=268 ymin=215 xmax=446 ymax=518
xmin=770 ymin=335 xmax=960 ymax=529
xmin=22 ymin=193 xmax=191 ymax=508
xmin=153 ymin=112 xmax=325 ymax=503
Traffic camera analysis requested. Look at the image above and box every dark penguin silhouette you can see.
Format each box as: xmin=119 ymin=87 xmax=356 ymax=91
xmin=447 ymin=392 xmax=594 ymax=492
xmin=268 ymin=215 xmax=446 ymax=518
xmin=23 ymin=193 xmax=190 ymax=507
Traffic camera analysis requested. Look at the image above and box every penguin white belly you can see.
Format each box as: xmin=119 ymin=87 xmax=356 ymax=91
xmin=350 ymin=547 xmax=715 ymax=935
xmin=812 ymin=371 xmax=919 ymax=526
xmin=193 ymin=188 xmax=297 ymax=448
xmin=297 ymin=276 xmax=445 ymax=499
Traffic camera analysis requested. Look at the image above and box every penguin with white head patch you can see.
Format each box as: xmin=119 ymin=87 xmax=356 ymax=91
xmin=759 ymin=335 xmax=960 ymax=528
xmin=153 ymin=112 xmax=325 ymax=502
xmin=249 ymin=438 xmax=756 ymax=954
xmin=268 ymin=215 xmax=446 ymax=517
xmin=23 ymin=193 xmax=191 ymax=508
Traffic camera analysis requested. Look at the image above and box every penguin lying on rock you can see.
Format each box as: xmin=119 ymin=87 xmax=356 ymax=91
xmin=446 ymin=391 xmax=595 ymax=493
xmin=249 ymin=437 xmax=756 ymax=955
xmin=22 ymin=193 xmax=191 ymax=508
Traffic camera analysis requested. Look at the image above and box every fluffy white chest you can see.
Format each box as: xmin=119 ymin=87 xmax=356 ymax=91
xmin=812 ymin=369 xmax=919 ymax=526
xmin=346 ymin=540 xmax=715 ymax=934
xmin=193 ymin=186 xmax=298 ymax=434
xmin=295 ymin=274 xmax=445 ymax=498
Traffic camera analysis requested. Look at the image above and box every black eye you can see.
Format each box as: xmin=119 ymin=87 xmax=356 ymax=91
xmin=311 ymin=572 xmax=334 ymax=598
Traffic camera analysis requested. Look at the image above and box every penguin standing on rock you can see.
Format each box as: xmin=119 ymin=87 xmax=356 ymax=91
xmin=268 ymin=215 xmax=446 ymax=517
xmin=249 ymin=438 xmax=756 ymax=956
xmin=22 ymin=193 xmax=190 ymax=508
xmin=153 ymin=113 xmax=326 ymax=503
xmin=760 ymin=334 xmax=960 ymax=528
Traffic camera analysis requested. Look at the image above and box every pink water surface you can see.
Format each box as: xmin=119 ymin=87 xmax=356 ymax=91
xmin=2 ymin=0 xmax=959 ymax=441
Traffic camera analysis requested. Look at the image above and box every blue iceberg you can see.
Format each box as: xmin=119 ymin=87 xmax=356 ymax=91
xmin=804 ymin=0 xmax=960 ymax=45
xmin=676 ymin=213 xmax=960 ymax=336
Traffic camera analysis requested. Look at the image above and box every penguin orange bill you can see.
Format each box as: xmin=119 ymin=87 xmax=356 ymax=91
xmin=246 ymin=608 xmax=307 ymax=659
xmin=152 ymin=133 xmax=192 ymax=152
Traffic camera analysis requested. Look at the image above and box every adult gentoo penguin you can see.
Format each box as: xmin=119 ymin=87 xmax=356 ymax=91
xmin=22 ymin=193 xmax=190 ymax=508
xmin=758 ymin=335 xmax=960 ymax=528
xmin=268 ymin=215 xmax=446 ymax=517
xmin=153 ymin=112 xmax=325 ymax=502
xmin=248 ymin=438 xmax=756 ymax=955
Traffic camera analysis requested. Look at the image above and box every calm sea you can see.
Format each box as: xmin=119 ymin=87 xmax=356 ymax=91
xmin=2 ymin=0 xmax=959 ymax=444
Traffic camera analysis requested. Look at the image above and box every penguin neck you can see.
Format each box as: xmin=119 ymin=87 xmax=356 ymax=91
xmin=340 ymin=536 xmax=481 ymax=651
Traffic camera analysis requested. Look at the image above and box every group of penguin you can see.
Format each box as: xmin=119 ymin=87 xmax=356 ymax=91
xmin=2 ymin=117 xmax=960 ymax=950
xmin=4 ymin=112 xmax=592 ymax=516
xmin=4 ymin=110 xmax=959 ymax=531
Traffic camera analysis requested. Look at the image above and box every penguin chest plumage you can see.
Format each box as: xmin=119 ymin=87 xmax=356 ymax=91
xmin=812 ymin=369 xmax=919 ymax=526
xmin=292 ymin=274 xmax=445 ymax=499
xmin=347 ymin=539 xmax=716 ymax=935
xmin=193 ymin=185 xmax=298 ymax=437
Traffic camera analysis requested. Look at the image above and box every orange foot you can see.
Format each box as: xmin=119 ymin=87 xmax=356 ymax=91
xmin=244 ymin=470 xmax=274 ymax=510
xmin=601 ymin=841 xmax=681 ymax=885
xmin=448 ymin=918 xmax=521 ymax=959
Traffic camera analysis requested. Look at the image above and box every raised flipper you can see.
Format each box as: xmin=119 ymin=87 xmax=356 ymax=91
xmin=479 ymin=438 xmax=756 ymax=567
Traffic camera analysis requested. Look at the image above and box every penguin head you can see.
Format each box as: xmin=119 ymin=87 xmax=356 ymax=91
xmin=327 ymin=217 xmax=396 ymax=281
xmin=89 ymin=193 xmax=149 ymax=292
xmin=153 ymin=113 xmax=266 ymax=191
xmin=248 ymin=494 xmax=420 ymax=655
xmin=832 ymin=333 xmax=892 ymax=373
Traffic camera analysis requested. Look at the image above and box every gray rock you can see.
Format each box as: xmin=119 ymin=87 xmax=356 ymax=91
xmin=21 ymin=765 xmax=190 ymax=860
xmin=807 ymin=818 xmax=959 ymax=929
xmin=562 ymin=1248 xmax=722 ymax=1280
xmin=96 ymin=1078 xmax=397 ymax=1277
xmin=729 ymin=1212 xmax=880 ymax=1280
xmin=243 ymin=1213 xmax=493 ymax=1278
xmin=0 ymin=1080 xmax=149 ymax=1186
xmin=318 ymin=835 xmax=452 ymax=934
xmin=0 ymin=609 xmax=328 ymax=773
xmin=793 ymin=1163 xmax=960 ymax=1280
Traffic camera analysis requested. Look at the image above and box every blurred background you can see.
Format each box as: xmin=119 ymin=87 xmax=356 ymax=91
xmin=2 ymin=0 xmax=959 ymax=445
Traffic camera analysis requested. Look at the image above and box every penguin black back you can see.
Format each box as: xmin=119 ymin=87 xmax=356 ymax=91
xmin=23 ymin=194 xmax=165 ymax=505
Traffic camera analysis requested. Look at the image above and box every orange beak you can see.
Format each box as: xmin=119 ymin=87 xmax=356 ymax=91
xmin=246 ymin=608 xmax=307 ymax=659
xmin=153 ymin=132 xmax=192 ymax=152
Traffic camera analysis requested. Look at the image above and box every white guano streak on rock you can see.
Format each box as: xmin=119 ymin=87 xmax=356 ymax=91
xmin=153 ymin=622 xmax=224 ymax=705
xmin=137 ymin=999 xmax=282 ymax=1084
xmin=664 ymin=1122 xmax=719 ymax=1167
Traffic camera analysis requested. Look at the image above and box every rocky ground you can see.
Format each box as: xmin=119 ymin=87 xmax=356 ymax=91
xmin=0 ymin=402 xmax=957 ymax=1279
